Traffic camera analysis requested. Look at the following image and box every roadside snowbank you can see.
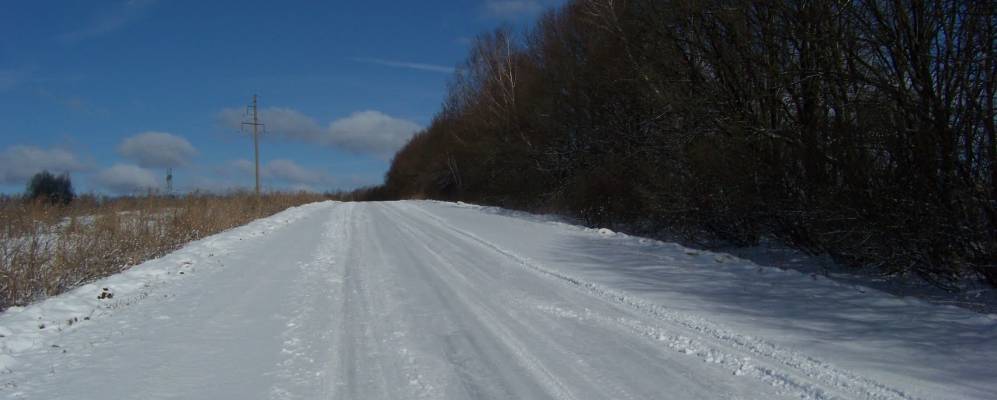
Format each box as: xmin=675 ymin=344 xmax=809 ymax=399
xmin=0 ymin=202 xmax=330 ymax=371
xmin=417 ymin=200 xmax=997 ymax=400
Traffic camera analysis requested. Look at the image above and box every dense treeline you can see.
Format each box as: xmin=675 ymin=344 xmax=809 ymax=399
xmin=378 ymin=0 xmax=996 ymax=286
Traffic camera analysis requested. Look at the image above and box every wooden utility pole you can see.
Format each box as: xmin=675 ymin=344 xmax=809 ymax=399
xmin=241 ymin=94 xmax=264 ymax=196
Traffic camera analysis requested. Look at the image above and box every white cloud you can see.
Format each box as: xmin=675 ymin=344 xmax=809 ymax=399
xmin=218 ymin=108 xmax=422 ymax=156
xmin=218 ymin=107 xmax=323 ymax=141
xmin=350 ymin=58 xmax=456 ymax=74
xmin=117 ymin=131 xmax=197 ymax=168
xmin=265 ymin=159 xmax=326 ymax=184
xmin=59 ymin=0 xmax=158 ymax=43
xmin=484 ymin=0 xmax=546 ymax=19
xmin=0 ymin=145 xmax=91 ymax=184
xmin=259 ymin=108 xmax=325 ymax=141
xmin=94 ymin=164 xmax=160 ymax=194
xmin=326 ymin=111 xmax=422 ymax=155
xmin=226 ymin=158 xmax=328 ymax=185
xmin=229 ymin=159 xmax=254 ymax=175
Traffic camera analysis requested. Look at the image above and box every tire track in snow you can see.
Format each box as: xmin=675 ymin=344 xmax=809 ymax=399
xmin=334 ymin=206 xmax=398 ymax=400
xmin=395 ymin=202 xmax=920 ymax=400
xmin=356 ymin=205 xmax=449 ymax=399
xmin=383 ymin=203 xmax=765 ymax=400
xmin=377 ymin=203 xmax=584 ymax=400
xmin=268 ymin=203 xmax=352 ymax=399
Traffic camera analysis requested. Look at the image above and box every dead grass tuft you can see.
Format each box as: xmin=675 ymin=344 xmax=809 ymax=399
xmin=0 ymin=191 xmax=326 ymax=309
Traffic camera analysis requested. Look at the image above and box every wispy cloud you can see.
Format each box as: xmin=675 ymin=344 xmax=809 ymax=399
xmin=58 ymin=0 xmax=158 ymax=44
xmin=351 ymin=57 xmax=456 ymax=74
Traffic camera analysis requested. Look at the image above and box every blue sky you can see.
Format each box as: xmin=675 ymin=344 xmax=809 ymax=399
xmin=0 ymin=0 xmax=562 ymax=195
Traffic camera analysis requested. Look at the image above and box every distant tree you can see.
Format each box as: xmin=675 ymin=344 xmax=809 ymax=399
xmin=26 ymin=170 xmax=75 ymax=205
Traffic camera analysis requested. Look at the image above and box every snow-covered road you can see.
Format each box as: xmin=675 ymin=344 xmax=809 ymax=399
xmin=2 ymin=201 xmax=994 ymax=399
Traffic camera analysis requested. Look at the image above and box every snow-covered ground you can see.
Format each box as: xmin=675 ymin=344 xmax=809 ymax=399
xmin=0 ymin=201 xmax=993 ymax=399
xmin=718 ymin=239 xmax=997 ymax=314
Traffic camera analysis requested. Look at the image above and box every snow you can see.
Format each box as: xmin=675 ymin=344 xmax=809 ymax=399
xmin=719 ymin=238 xmax=997 ymax=314
xmin=0 ymin=200 xmax=993 ymax=399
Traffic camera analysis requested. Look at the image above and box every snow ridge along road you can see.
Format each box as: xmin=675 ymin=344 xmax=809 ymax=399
xmin=1 ymin=201 xmax=994 ymax=399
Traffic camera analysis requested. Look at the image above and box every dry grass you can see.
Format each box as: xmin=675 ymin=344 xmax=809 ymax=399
xmin=0 ymin=192 xmax=327 ymax=310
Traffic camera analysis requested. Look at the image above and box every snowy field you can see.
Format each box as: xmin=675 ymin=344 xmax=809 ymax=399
xmin=0 ymin=201 xmax=994 ymax=399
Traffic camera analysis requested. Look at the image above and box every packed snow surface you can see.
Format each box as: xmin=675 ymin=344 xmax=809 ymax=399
xmin=1 ymin=201 xmax=994 ymax=399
